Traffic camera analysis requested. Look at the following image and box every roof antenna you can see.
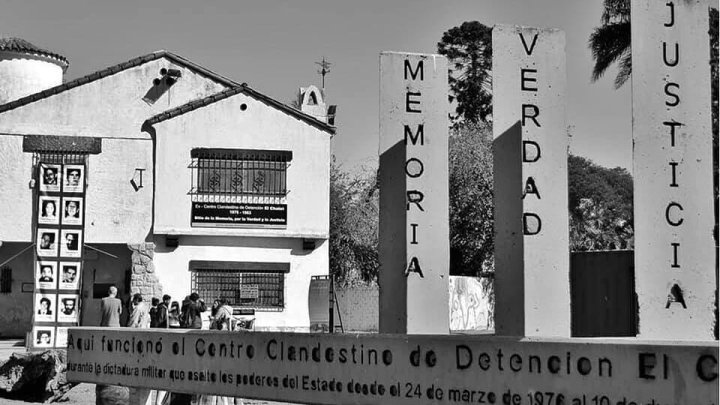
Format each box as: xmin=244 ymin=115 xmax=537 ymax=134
xmin=315 ymin=57 xmax=332 ymax=92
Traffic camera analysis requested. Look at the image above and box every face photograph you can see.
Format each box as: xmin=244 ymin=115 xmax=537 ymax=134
xmin=63 ymin=165 xmax=84 ymax=192
xmin=59 ymin=262 xmax=80 ymax=289
xmin=39 ymin=164 xmax=61 ymax=192
xmin=36 ymin=261 xmax=56 ymax=289
xmin=37 ymin=229 xmax=58 ymax=256
xmin=35 ymin=294 xmax=55 ymax=321
xmin=60 ymin=230 xmax=82 ymax=258
xmin=62 ymin=198 xmax=82 ymax=225
xmin=38 ymin=197 xmax=60 ymax=225
xmin=58 ymin=294 xmax=79 ymax=321
xmin=33 ymin=327 xmax=54 ymax=348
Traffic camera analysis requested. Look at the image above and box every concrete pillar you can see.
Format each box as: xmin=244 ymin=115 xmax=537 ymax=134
xmin=492 ymin=25 xmax=570 ymax=337
xmin=630 ymin=0 xmax=715 ymax=340
xmin=127 ymin=242 xmax=162 ymax=302
xmin=378 ymin=52 xmax=450 ymax=334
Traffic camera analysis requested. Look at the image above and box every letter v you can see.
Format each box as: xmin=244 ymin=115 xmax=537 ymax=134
xmin=519 ymin=32 xmax=539 ymax=55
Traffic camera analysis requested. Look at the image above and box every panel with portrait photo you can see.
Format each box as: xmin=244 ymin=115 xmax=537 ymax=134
xmin=39 ymin=164 xmax=61 ymax=193
xmin=55 ymin=327 xmax=68 ymax=347
xmin=38 ymin=196 xmax=60 ymax=225
xmin=59 ymin=262 xmax=81 ymax=290
xmin=36 ymin=261 xmax=57 ymax=290
xmin=60 ymin=230 xmax=82 ymax=258
xmin=35 ymin=293 xmax=56 ymax=322
xmin=62 ymin=165 xmax=84 ymax=193
xmin=61 ymin=197 xmax=83 ymax=226
xmin=57 ymin=294 xmax=80 ymax=323
xmin=33 ymin=327 xmax=55 ymax=348
xmin=36 ymin=229 xmax=59 ymax=257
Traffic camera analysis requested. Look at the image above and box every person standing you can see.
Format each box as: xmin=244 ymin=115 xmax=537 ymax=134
xmin=155 ymin=295 xmax=171 ymax=329
xmin=100 ymin=286 xmax=122 ymax=327
xmin=182 ymin=293 xmax=206 ymax=329
xmin=128 ymin=293 xmax=151 ymax=328
xmin=149 ymin=297 xmax=160 ymax=328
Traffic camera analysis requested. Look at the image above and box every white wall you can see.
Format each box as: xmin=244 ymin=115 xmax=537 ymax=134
xmin=0 ymin=52 xmax=64 ymax=104
xmin=152 ymin=235 xmax=328 ymax=330
xmin=0 ymin=57 xmax=228 ymax=243
xmin=152 ymin=92 xmax=332 ymax=239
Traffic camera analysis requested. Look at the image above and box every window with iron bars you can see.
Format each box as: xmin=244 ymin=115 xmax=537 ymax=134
xmin=190 ymin=265 xmax=287 ymax=310
xmin=188 ymin=149 xmax=291 ymax=203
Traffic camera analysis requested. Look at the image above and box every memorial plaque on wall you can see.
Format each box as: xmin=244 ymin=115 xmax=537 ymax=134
xmin=31 ymin=158 xmax=86 ymax=349
xmin=191 ymin=202 xmax=287 ymax=227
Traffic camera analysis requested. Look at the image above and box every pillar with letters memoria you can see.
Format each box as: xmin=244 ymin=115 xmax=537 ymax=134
xmin=378 ymin=52 xmax=450 ymax=334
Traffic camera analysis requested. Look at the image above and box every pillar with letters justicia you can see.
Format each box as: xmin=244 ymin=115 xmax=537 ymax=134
xmin=631 ymin=0 xmax=716 ymax=340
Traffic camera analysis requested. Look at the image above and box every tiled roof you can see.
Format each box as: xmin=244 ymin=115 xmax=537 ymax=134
xmin=0 ymin=37 xmax=68 ymax=68
xmin=145 ymin=84 xmax=336 ymax=134
xmin=0 ymin=50 xmax=239 ymax=114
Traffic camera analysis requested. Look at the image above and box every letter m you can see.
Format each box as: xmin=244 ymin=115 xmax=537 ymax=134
xmin=404 ymin=124 xmax=424 ymax=146
xmin=404 ymin=59 xmax=424 ymax=81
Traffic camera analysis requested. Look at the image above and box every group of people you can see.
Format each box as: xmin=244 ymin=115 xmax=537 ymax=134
xmin=99 ymin=287 xmax=237 ymax=405
xmin=99 ymin=286 xmax=233 ymax=331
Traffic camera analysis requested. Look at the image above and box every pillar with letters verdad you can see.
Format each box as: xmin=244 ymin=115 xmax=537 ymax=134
xmin=492 ymin=24 xmax=570 ymax=338
xmin=378 ymin=52 xmax=450 ymax=334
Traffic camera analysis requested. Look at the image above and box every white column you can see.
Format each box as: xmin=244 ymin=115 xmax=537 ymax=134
xmin=378 ymin=52 xmax=450 ymax=334
xmin=493 ymin=25 xmax=570 ymax=337
xmin=631 ymin=0 xmax=715 ymax=340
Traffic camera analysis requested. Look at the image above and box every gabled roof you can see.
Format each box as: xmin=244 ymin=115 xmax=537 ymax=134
xmin=0 ymin=37 xmax=68 ymax=68
xmin=0 ymin=50 xmax=239 ymax=114
xmin=145 ymin=84 xmax=336 ymax=134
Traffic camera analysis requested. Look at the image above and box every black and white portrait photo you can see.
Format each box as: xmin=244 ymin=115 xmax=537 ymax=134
xmin=39 ymin=164 xmax=61 ymax=193
xmin=35 ymin=293 xmax=55 ymax=322
xmin=36 ymin=261 xmax=57 ymax=289
xmin=33 ymin=327 xmax=54 ymax=348
xmin=61 ymin=197 xmax=83 ymax=226
xmin=38 ymin=196 xmax=60 ymax=225
xmin=60 ymin=230 xmax=82 ymax=258
xmin=62 ymin=165 xmax=84 ymax=193
xmin=59 ymin=262 xmax=80 ymax=289
xmin=36 ymin=229 xmax=58 ymax=257
xmin=57 ymin=294 xmax=79 ymax=322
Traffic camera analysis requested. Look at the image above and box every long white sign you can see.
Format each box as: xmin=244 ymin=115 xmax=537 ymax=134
xmin=67 ymin=328 xmax=718 ymax=404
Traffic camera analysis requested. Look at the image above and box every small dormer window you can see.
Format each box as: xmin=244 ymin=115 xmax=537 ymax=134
xmin=308 ymin=91 xmax=318 ymax=105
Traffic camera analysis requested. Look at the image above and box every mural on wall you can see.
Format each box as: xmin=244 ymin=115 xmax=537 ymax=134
xmin=449 ymin=276 xmax=493 ymax=331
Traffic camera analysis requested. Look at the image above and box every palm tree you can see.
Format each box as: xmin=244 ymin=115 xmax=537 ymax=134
xmin=588 ymin=0 xmax=631 ymax=88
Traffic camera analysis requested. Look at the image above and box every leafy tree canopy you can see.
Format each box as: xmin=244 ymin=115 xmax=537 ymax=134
xmin=438 ymin=21 xmax=493 ymax=125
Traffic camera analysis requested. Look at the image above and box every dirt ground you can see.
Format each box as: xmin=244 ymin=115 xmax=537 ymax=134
xmin=0 ymin=382 xmax=95 ymax=404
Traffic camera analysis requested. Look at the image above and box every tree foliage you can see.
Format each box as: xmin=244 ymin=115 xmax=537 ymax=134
xmin=437 ymin=21 xmax=493 ymax=125
xmin=588 ymin=0 xmax=631 ymax=88
xmin=568 ymin=155 xmax=634 ymax=251
xmin=448 ymin=122 xmax=494 ymax=276
xmin=329 ymin=160 xmax=379 ymax=285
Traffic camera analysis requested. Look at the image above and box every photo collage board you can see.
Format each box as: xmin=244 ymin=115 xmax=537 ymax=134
xmin=33 ymin=162 xmax=86 ymax=349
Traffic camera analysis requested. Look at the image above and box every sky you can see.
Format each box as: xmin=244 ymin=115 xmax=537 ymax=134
xmin=2 ymin=0 xmax=633 ymax=173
